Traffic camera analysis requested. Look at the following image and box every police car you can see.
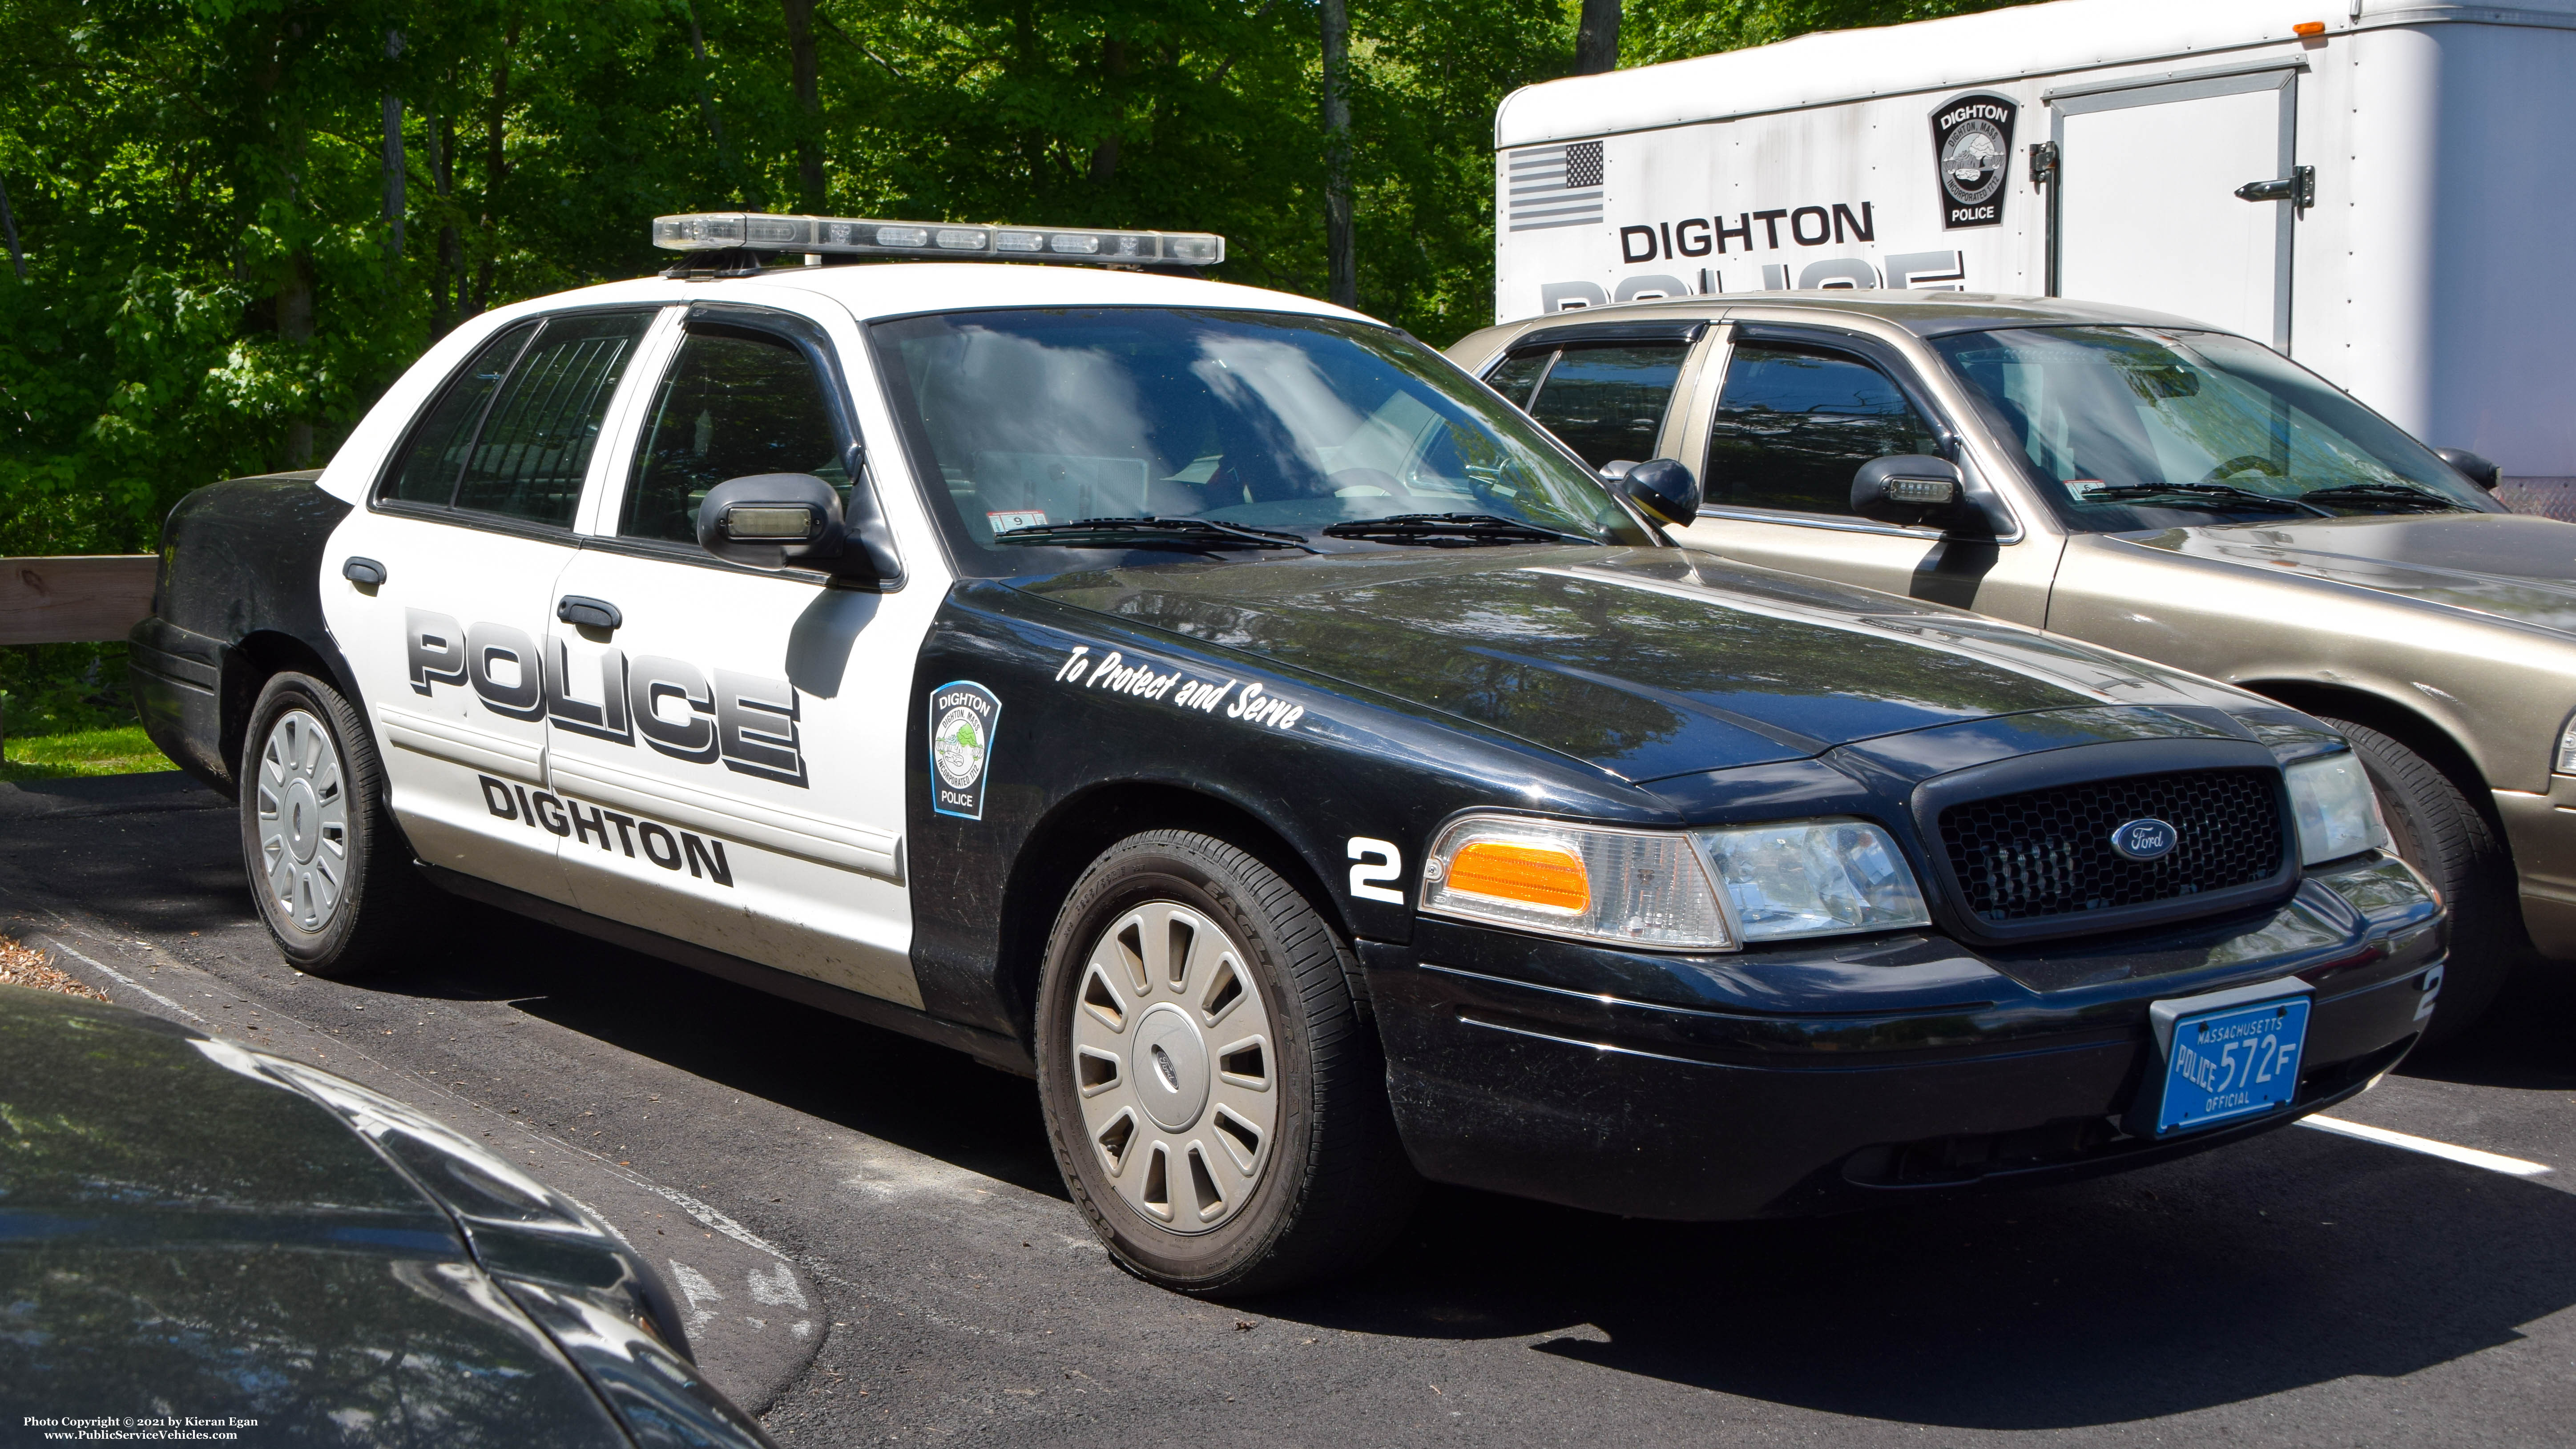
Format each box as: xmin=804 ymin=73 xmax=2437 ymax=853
xmin=131 ymin=213 xmax=2443 ymax=1295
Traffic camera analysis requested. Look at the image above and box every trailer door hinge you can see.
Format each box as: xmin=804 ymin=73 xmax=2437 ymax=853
xmin=2028 ymin=141 xmax=2059 ymax=187
xmin=2235 ymin=165 xmax=2316 ymax=209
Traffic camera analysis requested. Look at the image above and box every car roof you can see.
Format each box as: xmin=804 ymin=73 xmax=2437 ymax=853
xmin=524 ymin=260 xmax=1375 ymax=327
xmin=1475 ymin=290 xmax=2228 ymax=346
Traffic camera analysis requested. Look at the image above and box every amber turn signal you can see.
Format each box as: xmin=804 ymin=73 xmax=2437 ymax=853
xmin=2293 ymin=21 xmax=2326 ymax=36
xmin=1445 ymin=840 xmax=1591 ymax=913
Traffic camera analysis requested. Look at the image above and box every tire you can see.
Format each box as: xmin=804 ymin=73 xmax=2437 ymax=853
xmin=239 ymin=671 xmax=426 ymax=979
xmin=2321 ymin=716 xmax=2520 ymax=1045
xmin=1034 ymin=829 xmax=1419 ymax=1296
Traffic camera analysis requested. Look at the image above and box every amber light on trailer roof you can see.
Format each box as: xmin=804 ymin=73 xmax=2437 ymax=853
xmin=651 ymin=212 xmax=1225 ymax=266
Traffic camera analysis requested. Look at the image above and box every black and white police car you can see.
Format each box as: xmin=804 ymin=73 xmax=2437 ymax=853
xmin=133 ymin=213 xmax=2444 ymax=1294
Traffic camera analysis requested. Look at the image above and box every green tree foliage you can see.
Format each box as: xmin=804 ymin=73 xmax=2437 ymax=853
xmin=0 ymin=0 xmax=2034 ymax=571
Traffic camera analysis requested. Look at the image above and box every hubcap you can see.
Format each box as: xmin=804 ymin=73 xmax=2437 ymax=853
xmin=254 ymin=709 xmax=350 ymax=934
xmin=1068 ymin=901 xmax=1278 ymax=1233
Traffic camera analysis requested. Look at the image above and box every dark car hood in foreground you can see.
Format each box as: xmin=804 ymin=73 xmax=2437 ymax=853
xmin=1021 ymin=546 xmax=2266 ymax=782
xmin=2128 ymin=512 xmax=2576 ymax=636
xmin=0 ymin=986 xmax=626 ymax=1441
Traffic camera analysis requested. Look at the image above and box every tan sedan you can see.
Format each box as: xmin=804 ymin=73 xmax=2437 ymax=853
xmin=1451 ymin=293 xmax=2565 ymax=1040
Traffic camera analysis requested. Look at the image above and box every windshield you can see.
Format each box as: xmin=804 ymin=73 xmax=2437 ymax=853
xmin=870 ymin=307 xmax=1649 ymax=576
xmin=1930 ymin=326 xmax=2500 ymax=531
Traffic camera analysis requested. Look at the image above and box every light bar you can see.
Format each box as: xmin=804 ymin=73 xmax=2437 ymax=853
xmin=652 ymin=212 xmax=1224 ymax=266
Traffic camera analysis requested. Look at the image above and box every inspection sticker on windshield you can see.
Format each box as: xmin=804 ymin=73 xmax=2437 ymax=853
xmin=2154 ymin=994 xmax=2310 ymax=1135
xmin=988 ymin=510 xmax=1048 ymax=533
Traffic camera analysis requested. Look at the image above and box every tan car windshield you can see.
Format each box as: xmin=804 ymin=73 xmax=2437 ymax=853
xmin=1931 ymin=326 xmax=2498 ymax=530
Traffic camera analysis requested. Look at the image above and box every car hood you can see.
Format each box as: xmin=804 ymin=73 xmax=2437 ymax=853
xmin=1019 ymin=546 xmax=2263 ymax=782
xmin=2124 ymin=511 xmax=2576 ymax=636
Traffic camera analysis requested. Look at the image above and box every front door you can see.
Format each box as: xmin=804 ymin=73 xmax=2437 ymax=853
xmin=1674 ymin=326 xmax=2060 ymax=625
xmin=2051 ymin=67 xmax=2299 ymax=348
xmin=544 ymin=302 xmax=937 ymax=1007
xmin=328 ymin=307 xmax=661 ymax=904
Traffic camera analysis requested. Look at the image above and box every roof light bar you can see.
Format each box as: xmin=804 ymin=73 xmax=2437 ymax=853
xmin=652 ymin=212 xmax=1224 ymax=266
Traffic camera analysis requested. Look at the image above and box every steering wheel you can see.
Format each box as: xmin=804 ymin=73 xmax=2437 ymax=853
xmin=2201 ymin=454 xmax=2286 ymax=483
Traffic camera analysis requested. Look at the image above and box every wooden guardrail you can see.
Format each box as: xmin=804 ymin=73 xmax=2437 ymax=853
xmin=1 ymin=555 xmax=159 ymax=647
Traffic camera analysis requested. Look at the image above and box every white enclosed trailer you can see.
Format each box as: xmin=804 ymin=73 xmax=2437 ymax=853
xmin=1492 ymin=0 xmax=2576 ymax=493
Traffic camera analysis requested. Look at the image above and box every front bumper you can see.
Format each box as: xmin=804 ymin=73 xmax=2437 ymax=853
xmin=1365 ymin=852 xmax=2442 ymax=1221
xmin=2491 ymin=778 xmax=2576 ymax=959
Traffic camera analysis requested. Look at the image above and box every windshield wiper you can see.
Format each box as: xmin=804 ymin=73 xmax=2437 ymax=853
xmin=2071 ymin=483 xmax=2330 ymax=517
xmin=1319 ymin=512 xmax=1598 ymax=546
xmin=2297 ymin=482 xmax=2464 ymax=513
xmin=993 ymin=516 xmax=1319 ymax=553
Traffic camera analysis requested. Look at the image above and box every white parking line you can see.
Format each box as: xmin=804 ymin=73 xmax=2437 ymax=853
xmin=2300 ymin=1114 xmax=2552 ymax=1177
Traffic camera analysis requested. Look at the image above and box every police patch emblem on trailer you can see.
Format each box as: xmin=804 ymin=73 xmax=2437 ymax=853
xmin=1931 ymin=93 xmax=2016 ymax=229
xmin=928 ymin=680 xmax=1002 ymax=820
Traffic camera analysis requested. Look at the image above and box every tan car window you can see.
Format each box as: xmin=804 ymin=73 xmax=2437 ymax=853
xmin=1705 ymin=343 xmax=1943 ymax=517
xmin=1483 ymin=348 xmax=1553 ymax=407
xmin=1525 ymin=342 xmax=1689 ymax=470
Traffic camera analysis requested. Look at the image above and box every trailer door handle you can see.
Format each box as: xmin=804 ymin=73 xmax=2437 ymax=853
xmin=343 ymin=556 xmax=386 ymax=586
xmin=556 ymin=595 xmax=623 ymax=631
xmin=2235 ymin=165 xmax=2315 ymax=207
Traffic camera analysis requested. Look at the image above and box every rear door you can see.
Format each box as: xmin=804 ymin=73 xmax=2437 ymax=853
xmin=2049 ymin=65 xmax=2300 ymax=348
xmin=1672 ymin=324 xmax=2059 ymax=624
xmin=329 ymin=307 xmax=661 ymax=903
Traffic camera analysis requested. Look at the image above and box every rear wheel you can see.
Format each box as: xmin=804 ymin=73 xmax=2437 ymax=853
xmin=240 ymin=672 xmax=424 ymax=979
xmin=1034 ymin=829 xmax=1418 ymax=1296
xmin=2321 ymin=716 xmax=2519 ymax=1044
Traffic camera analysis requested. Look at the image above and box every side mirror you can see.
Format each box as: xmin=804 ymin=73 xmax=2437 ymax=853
xmin=2433 ymin=447 xmax=2501 ymax=491
xmin=1851 ymin=455 xmax=1966 ymax=527
xmin=1617 ymin=457 xmax=1701 ymax=529
xmin=697 ymin=473 xmax=863 ymax=573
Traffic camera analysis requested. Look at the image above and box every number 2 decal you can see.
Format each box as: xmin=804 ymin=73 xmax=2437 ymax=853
xmin=1347 ymin=837 xmax=1405 ymax=905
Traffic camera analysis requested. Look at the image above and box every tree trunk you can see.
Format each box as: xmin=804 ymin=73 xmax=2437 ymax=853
xmin=678 ymin=0 xmax=736 ymax=196
xmin=1090 ymin=37 xmax=1127 ymax=185
xmin=0 ymin=171 xmax=24 ymax=279
xmin=280 ymin=249 xmax=315 ymax=466
xmin=782 ymin=0 xmax=825 ymax=210
xmin=1575 ymin=0 xmax=1621 ymax=74
xmin=472 ymin=35 xmax=515 ymax=318
xmin=430 ymin=113 xmax=458 ymax=336
xmin=1321 ymin=0 xmax=1354 ymax=308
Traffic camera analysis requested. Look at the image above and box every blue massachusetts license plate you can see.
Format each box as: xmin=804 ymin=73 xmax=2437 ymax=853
xmin=2155 ymin=995 xmax=2311 ymax=1135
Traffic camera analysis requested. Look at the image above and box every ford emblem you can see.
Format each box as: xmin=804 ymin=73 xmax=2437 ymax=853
xmin=2111 ymin=817 xmax=2179 ymax=861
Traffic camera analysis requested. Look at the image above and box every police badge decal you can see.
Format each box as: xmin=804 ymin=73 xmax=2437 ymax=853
xmin=928 ymin=680 xmax=1002 ymax=820
xmin=1931 ymin=93 xmax=2016 ymax=229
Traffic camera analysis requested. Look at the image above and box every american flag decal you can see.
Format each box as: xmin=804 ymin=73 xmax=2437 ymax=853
xmin=1505 ymin=140 xmax=1605 ymax=232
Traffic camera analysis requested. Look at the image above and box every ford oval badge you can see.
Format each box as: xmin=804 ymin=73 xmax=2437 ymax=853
xmin=2111 ymin=817 xmax=2179 ymax=861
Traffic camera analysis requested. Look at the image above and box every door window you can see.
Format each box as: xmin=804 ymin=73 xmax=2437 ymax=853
xmin=1523 ymin=343 xmax=1687 ymax=469
xmin=378 ymin=310 xmax=654 ymax=527
xmin=1704 ymin=343 xmax=1943 ymax=517
xmin=624 ymin=330 xmax=848 ymax=544
xmin=1482 ymin=348 xmax=1553 ymax=408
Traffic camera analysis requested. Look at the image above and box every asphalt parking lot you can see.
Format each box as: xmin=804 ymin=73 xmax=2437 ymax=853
xmin=7 ymin=773 xmax=2572 ymax=1446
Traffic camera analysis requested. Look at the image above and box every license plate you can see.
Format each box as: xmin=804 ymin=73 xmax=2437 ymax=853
xmin=2155 ymin=995 xmax=2311 ymax=1135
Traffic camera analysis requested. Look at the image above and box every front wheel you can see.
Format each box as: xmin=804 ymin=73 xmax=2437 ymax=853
xmin=1034 ymin=830 xmax=1418 ymax=1296
xmin=240 ymin=671 xmax=425 ymax=978
xmin=2322 ymin=716 xmax=2520 ymax=1045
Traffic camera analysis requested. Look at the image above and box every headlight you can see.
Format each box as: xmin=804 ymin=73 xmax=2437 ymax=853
xmin=1423 ymin=816 xmax=1736 ymax=950
xmin=1420 ymin=814 xmax=1933 ymax=950
xmin=1697 ymin=819 xmax=1932 ymax=942
xmin=2558 ymin=709 xmax=2576 ymax=774
xmin=2287 ymin=751 xmax=2388 ymax=865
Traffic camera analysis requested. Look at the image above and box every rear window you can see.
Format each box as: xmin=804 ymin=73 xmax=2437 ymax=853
xmin=379 ymin=310 xmax=657 ymax=528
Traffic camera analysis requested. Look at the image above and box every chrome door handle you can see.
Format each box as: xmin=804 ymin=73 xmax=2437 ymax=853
xmin=556 ymin=595 xmax=622 ymax=631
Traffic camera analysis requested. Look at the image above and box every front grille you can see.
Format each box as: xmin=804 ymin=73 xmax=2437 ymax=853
xmin=1938 ymin=768 xmax=2283 ymax=925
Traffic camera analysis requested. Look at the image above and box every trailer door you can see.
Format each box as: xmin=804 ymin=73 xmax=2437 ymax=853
xmin=2048 ymin=66 xmax=2299 ymax=349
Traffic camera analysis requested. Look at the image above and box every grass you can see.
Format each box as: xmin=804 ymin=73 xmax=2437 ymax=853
xmin=1 ymin=723 xmax=180 ymax=781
